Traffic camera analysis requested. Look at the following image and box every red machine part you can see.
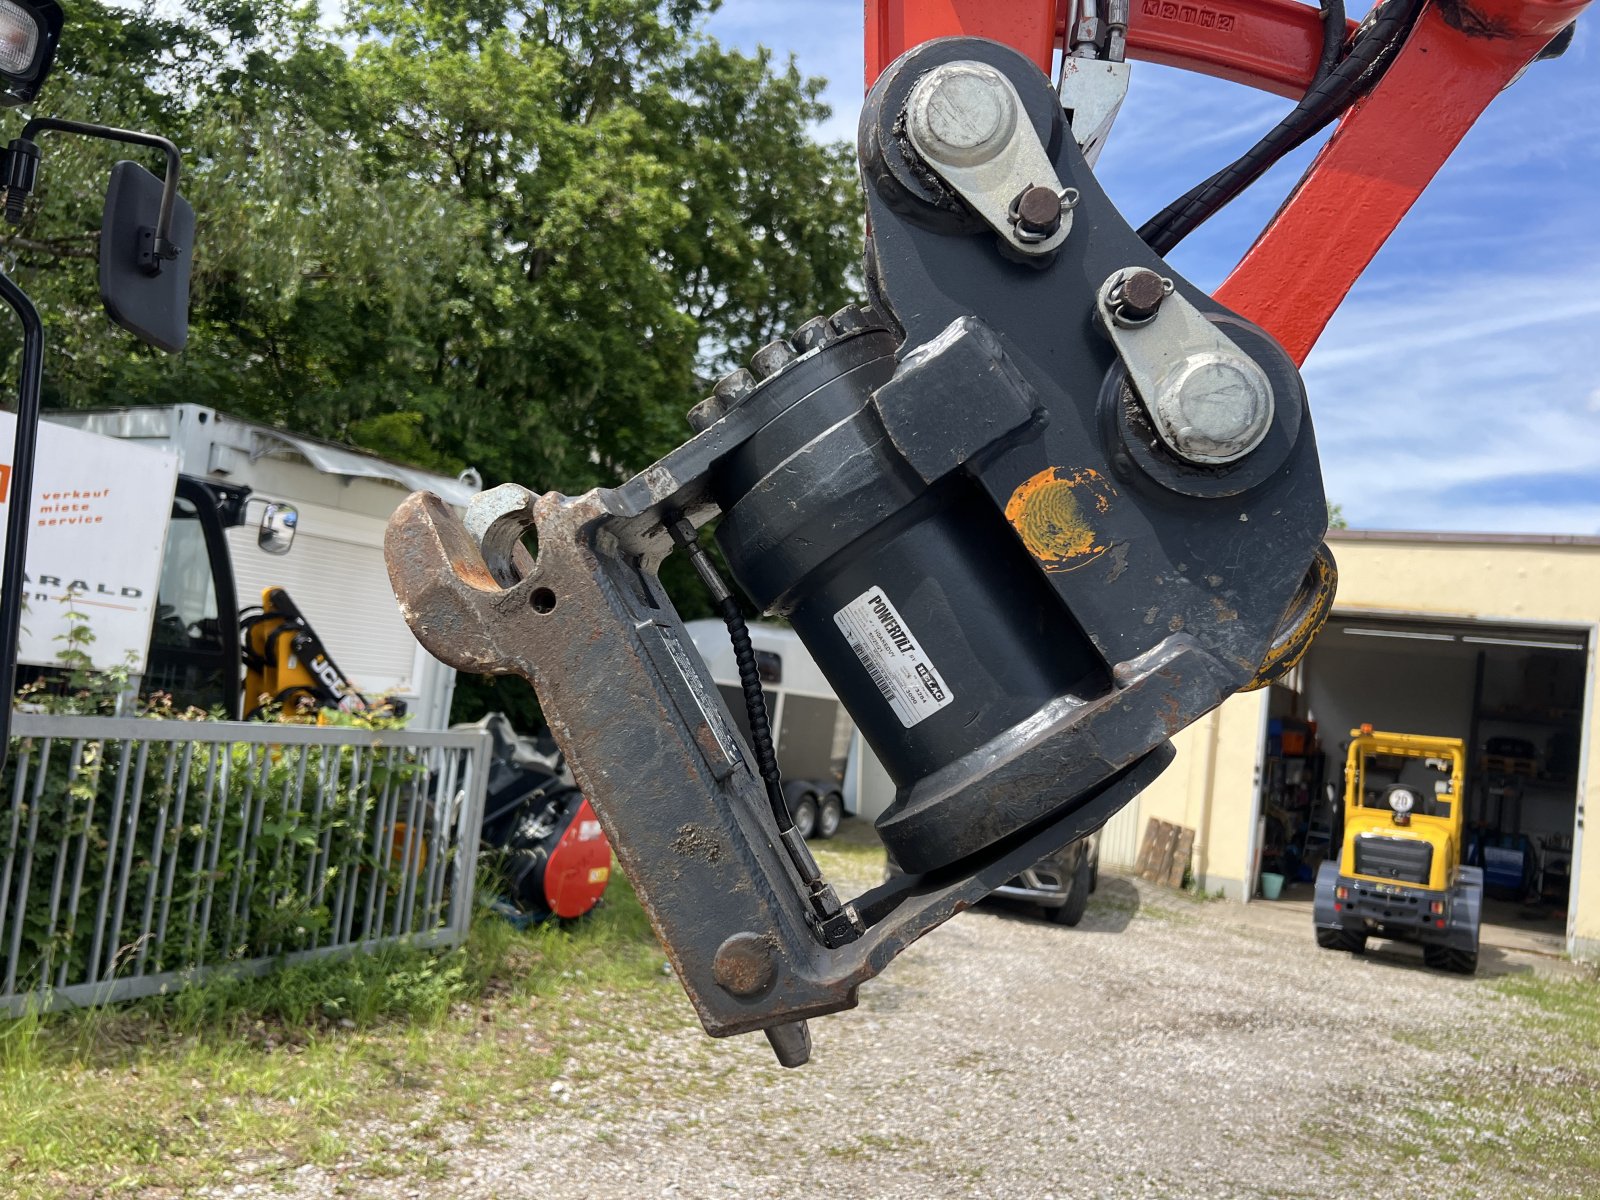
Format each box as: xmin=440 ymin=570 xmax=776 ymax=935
xmin=541 ymin=796 xmax=613 ymax=919
xmin=865 ymin=0 xmax=1589 ymax=361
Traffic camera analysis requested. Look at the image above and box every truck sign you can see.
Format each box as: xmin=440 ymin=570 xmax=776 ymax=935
xmin=0 ymin=412 xmax=179 ymax=672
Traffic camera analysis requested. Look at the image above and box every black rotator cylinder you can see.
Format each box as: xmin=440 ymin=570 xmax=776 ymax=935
xmin=710 ymin=319 xmax=1113 ymax=875
xmin=701 ymin=36 xmax=1331 ymax=877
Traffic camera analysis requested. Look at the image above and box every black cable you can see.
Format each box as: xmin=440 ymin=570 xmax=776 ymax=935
xmin=1138 ymin=0 xmax=1423 ymax=256
xmin=0 ymin=267 xmax=45 ymax=774
xmin=717 ymin=594 xmax=795 ymax=832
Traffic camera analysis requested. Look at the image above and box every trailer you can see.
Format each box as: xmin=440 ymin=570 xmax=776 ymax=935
xmin=686 ymin=619 xmax=906 ymax=836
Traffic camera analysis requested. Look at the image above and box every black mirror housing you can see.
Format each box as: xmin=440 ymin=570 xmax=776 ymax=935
xmin=99 ymin=160 xmax=194 ymax=353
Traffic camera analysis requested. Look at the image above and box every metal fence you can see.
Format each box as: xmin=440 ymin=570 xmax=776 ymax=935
xmin=0 ymin=714 xmax=489 ymax=1015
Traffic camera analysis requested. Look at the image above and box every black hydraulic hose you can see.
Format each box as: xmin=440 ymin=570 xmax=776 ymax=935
xmin=1313 ymin=0 xmax=1348 ymax=85
xmin=1138 ymin=0 xmax=1423 ymax=256
xmin=0 ymin=266 xmax=44 ymax=773
xmin=664 ymin=510 xmax=851 ymax=932
xmin=662 ymin=512 xmax=797 ymax=834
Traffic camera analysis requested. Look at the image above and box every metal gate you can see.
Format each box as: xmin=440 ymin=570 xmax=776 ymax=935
xmin=1 ymin=715 xmax=489 ymax=1014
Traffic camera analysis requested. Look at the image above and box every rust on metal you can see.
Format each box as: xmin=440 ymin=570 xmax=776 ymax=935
xmin=671 ymin=824 xmax=725 ymax=864
xmin=712 ymin=932 xmax=778 ymax=996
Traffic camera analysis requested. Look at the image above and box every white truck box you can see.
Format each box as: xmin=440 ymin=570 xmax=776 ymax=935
xmin=43 ymin=405 xmax=478 ymax=728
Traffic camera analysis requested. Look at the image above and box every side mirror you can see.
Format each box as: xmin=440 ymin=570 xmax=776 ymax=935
xmin=99 ymin=159 xmax=194 ymax=352
xmin=257 ymin=500 xmax=298 ymax=555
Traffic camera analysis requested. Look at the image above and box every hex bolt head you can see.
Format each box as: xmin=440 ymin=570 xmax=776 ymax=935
xmin=906 ymin=62 xmax=1017 ymax=168
xmin=686 ymin=396 xmax=724 ymax=432
xmin=750 ymin=340 xmax=798 ymax=380
xmin=1012 ymin=184 xmax=1063 ymax=237
xmin=829 ymin=305 xmax=873 ymax=335
xmin=1156 ymin=353 xmax=1274 ymax=464
xmin=1111 ymin=267 xmax=1169 ymax=323
xmin=789 ymin=315 xmax=835 ymax=354
xmin=712 ymin=931 xmax=776 ymax=997
xmin=713 ymin=366 xmax=757 ymax=405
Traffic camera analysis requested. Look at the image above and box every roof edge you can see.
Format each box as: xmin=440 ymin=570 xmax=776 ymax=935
xmin=1329 ymin=529 xmax=1600 ymax=548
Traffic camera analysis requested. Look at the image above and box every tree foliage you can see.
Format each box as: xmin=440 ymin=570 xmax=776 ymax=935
xmin=2 ymin=0 xmax=862 ymax=494
xmin=1 ymin=1 xmax=864 ymax=725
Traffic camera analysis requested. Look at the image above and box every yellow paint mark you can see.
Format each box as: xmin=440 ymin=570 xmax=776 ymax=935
xmin=1244 ymin=544 xmax=1338 ymax=690
xmin=1004 ymin=467 xmax=1116 ymax=573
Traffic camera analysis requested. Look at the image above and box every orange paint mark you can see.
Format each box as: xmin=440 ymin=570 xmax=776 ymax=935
xmin=1004 ymin=467 xmax=1117 ymax=573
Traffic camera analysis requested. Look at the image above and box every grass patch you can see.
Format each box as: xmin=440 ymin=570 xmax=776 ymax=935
xmin=1319 ymin=973 xmax=1600 ymax=1194
xmin=1495 ymin=972 xmax=1600 ymax=1038
xmin=810 ymin=818 xmax=887 ymax=886
xmin=0 ymin=864 xmax=680 ymax=1199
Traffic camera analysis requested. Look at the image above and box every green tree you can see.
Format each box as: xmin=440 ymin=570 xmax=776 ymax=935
xmin=1 ymin=0 xmax=864 ymax=726
xmin=3 ymin=0 xmax=861 ymax=490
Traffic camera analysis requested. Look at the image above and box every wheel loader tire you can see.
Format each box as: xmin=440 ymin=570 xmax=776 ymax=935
xmin=1425 ymin=944 xmax=1478 ymax=974
xmin=1315 ymin=927 xmax=1366 ymax=954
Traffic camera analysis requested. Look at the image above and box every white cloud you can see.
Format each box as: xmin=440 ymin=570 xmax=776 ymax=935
xmin=1305 ymin=259 xmax=1600 ymax=534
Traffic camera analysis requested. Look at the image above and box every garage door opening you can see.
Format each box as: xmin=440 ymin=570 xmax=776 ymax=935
xmin=1255 ymin=614 xmax=1588 ymax=956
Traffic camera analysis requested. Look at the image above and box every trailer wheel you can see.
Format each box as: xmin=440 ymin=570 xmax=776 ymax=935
xmin=792 ymin=795 xmax=818 ymax=840
xmin=1315 ymin=928 xmax=1366 ymax=954
xmin=815 ymin=792 xmax=843 ymax=839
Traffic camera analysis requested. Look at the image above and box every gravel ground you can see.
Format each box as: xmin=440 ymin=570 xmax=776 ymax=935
xmin=213 ymin=854 xmax=1589 ymax=1200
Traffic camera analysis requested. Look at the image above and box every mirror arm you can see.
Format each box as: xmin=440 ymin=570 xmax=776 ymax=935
xmin=0 ymin=266 xmax=45 ymax=773
xmin=7 ymin=118 xmax=183 ymax=266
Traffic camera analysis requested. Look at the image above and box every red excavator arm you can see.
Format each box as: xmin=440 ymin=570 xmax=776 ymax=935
xmin=868 ymin=0 xmax=1585 ymax=362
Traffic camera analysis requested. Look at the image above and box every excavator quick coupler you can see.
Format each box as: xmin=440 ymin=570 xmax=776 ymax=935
xmin=385 ymin=36 xmax=1334 ymax=1067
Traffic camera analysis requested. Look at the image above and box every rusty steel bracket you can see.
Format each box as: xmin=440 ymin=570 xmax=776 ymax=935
xmin=387 ymin=484 xmax=1170 ymax=1064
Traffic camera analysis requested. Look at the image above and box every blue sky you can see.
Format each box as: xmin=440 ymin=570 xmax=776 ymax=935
xmin=703 ymin=2 xmax=1600 ymax=535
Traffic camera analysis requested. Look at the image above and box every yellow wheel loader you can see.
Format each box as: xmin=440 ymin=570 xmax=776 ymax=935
xmin=1313 ymin=728 xmax=1482 ymax=974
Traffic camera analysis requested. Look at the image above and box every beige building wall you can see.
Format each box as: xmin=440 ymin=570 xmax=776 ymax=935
xmin=1147 ymin=532 xmax=1600 ymax=958
xmin=1130 ymin=690 xmax=1267 ymax=900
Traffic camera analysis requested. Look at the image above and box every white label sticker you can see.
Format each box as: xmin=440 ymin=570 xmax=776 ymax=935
xmin=833 ymin=587 xmax=954 ymax=729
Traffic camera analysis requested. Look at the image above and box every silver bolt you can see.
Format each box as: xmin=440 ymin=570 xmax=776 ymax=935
xmin=906 ymin=62 xmax=1017 ymax=168
xmin=1155 ymin=352 xmax=1274 ymax=465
